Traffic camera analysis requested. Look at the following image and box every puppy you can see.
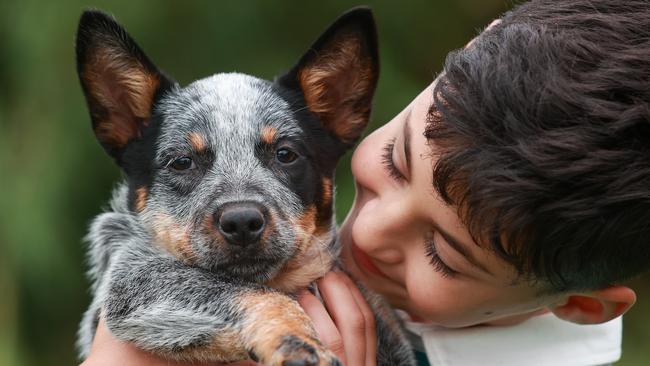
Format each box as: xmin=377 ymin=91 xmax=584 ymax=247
xmin=75 ymin=8 xmax=415 ymax=365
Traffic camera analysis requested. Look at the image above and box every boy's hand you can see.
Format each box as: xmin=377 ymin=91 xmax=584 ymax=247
xmin=297 ymin=271 xmax=378 ymax=366
xmin=80 ymin=318 xmax=257 ymax=366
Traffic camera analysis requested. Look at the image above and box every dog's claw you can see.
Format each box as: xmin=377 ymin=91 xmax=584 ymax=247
xmin=263 ymin=335 xmax=339 ymax=366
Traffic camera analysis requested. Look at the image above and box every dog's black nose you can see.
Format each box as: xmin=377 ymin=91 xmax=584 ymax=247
xmin=216 ymin=203 xmax=266 ymax=247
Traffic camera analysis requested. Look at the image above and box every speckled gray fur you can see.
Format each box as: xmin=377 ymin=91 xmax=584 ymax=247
xmin=79 ymin=185 xmax=415 ymax=364
xmin=76 ymin=8 xmax=415 ymax=365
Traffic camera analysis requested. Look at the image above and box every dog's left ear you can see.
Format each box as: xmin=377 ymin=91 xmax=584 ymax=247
xmin=278 ymin=7 xmax=379 ymax=144
xmin=75 ymin=10 xmax=175 ymax=162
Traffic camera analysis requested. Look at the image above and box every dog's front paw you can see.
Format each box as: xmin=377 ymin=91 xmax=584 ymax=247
xmin=260 ymin=335 xmax=341 ymax=366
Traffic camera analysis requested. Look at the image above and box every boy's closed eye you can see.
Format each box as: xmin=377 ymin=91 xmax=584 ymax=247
xmin=381 ymin=109 xmax=414 ymax=183
xmin=424 ymin=232 xmax=460 ymax=278
xmin=435 ymin=225 xmax=497 ymax=280
xmin=381 ymin=137 xmax=406 ymax=182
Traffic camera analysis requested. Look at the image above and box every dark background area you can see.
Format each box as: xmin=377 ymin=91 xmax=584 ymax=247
xmin=0 ymin=1 xmax=648 ymax=365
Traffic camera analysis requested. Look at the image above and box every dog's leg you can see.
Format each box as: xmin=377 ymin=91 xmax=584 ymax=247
xmin=103 ymin=246 xmax=340 ymax=365
xmin=363 ymin=290 xmax=417 ymax=365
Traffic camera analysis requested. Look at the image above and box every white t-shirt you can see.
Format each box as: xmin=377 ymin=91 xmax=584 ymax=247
xmin=402 ymin=313 xmax=622 ymax=366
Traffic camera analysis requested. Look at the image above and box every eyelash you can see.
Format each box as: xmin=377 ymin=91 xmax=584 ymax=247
xmin=424 ymin=235 xmax=459 ymax=278
xmin=381 ymin=138 xmax=405 ymax=181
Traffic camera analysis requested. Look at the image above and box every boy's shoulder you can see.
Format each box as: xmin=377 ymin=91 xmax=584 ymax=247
xmin=402 ymin=313 xmax=622 ymax=366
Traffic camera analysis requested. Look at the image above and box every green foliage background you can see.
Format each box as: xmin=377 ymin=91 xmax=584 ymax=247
xmin=0 ymin=1 xmax=647 ymax=365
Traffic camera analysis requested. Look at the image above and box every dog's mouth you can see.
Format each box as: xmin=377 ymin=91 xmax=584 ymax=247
xmin=200 ymin=227 xmax=292 ymax=282
xmin=194 ymin=203 xmax=336 ymax=288
xmin=201 ymin=229 xmax=336 ymax=291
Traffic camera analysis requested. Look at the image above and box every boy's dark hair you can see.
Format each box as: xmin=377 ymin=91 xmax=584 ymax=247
xmin=427 ymin=0 xmax=650 ymax=291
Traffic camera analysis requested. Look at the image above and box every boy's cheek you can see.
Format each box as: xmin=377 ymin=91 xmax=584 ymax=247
xmin=418 ymin=289 xmax=553 ymax=327
xmin=404 ymin=280 xmax=513 ymax=327
xmin=403 ymin=281 xmax=478 ymax=326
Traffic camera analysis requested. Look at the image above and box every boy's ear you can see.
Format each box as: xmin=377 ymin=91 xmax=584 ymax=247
xmin=277 ymin=7 xmax=379 ymax=144
xmin=75 ymin=10 xmax=175 ymax=161
xmin=550 ymin=285 xmax=636 ymax=325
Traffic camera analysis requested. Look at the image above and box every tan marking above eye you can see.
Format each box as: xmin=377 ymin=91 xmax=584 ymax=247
xmin=260 ymin=126 xmax=278 ymax=145
xmin=188 ymin=132 xmax=207 ymax=152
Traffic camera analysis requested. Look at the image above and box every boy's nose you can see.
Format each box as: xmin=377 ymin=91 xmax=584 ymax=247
xmin=215 ymin=202 xmax=266 ymax=247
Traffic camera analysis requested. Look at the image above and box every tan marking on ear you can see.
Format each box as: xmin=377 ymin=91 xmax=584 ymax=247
xmin=83 ymin=46 xmax=160 ymax=148
xmin=260 ymin=126 xmax=277 ymax=145
xmin=266 ymin=205 xmax=334 ymax=293
xmin=188 ymin=132 xmax=207 ymax=152
xmin=298 ymin=35 xmax=374 ymax=142
xmin=134 ymin=186 xmax=148 ymax=212
xmin=149 ymin=211 xmax=194 ymax=263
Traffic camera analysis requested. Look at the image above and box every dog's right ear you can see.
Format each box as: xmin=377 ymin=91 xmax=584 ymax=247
xmin=277 ymin=7 xmax=379 ymax=145
xmin=76 ymin=10 xmax=174 ymax=161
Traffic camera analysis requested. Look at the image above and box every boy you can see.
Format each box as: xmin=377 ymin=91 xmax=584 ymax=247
xmin=82 ymin=1 xmax=650 ymax=365
xmin=300 ymin=0 xmax=649 ymax=365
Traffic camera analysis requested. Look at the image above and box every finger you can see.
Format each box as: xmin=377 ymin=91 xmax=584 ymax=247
xmin=297 ymin=290 xmax=347 ymax=364
xmin=317 ymin=272 xmax=368 ymax=366
xmin=338 ymin=273 xmax=377 ymax=366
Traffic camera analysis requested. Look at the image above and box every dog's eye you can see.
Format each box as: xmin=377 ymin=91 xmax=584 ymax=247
xmin=276 ymin=148 xmax=298 ymax=164
xmin=169 ymin=157 xmax=195 ymax=171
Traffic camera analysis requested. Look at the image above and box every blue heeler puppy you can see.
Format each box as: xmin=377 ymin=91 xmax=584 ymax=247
xmin=75 ymin=8 xmax=415 ymax=365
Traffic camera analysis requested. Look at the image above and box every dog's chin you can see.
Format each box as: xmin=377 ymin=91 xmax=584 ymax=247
xmin=210 ymin=256 xmax=287 ymax=283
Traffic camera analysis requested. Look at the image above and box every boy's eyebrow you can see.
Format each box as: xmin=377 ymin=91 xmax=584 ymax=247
xmin=403 ymin=109 xmax=413 ymax=173
xmin=412 ymin=101 xmax=494 ymax=277
xmin=435 ymin=224 xmax=495 ymax=276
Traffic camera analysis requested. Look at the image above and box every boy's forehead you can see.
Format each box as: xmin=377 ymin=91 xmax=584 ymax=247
xmin=411 ymin=77 xmax=439 ymax=110
xmin=409 ymin=74 xmax=525 ymax=283
xmin=405 ymin=72 xmax=445 ymax=129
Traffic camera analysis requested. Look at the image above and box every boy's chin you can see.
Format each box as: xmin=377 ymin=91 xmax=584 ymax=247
xmin=481 ymin=309 xmax=551 ymax=326
xmin=398 ymin=307 xmax=549 ymax=328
